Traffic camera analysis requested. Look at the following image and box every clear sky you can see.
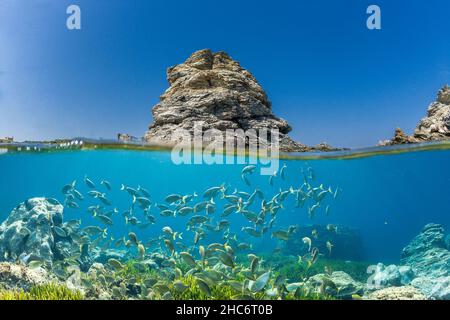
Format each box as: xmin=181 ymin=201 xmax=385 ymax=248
xmin=0 ymin=0 xmax=449 ymax=148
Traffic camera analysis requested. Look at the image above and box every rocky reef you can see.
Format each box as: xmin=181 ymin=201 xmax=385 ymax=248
xmin=381 ymin=85 xmax=450 ymax=145
xmin=367 ymin=223 xmax=450 ymax=300
xmin=144 ymin=49 xmax=335 ymax=152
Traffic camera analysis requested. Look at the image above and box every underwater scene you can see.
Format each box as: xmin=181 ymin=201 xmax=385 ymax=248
xmin=0 ymin=142 xmax=449 ymax=301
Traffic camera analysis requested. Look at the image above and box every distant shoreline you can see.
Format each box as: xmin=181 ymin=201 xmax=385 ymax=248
xmin=1 ymin=137 xmax=450 ymax=161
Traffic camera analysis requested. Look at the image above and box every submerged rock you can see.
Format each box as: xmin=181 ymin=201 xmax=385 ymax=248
xmin=304 ymin=271 xmax=364 ymax=299
xmin=414 ymin=85 xmax=450 ymax=141
xmin=366 ymin=263 xmax=415 ymax=290
xmin=410 ymin=276 xmax=450 ymax=300
xmin=0 ymin=262 xmax=53 ymax=291
xmin=400 ymin=223 xmax=450 ymax=299
xmin=284 ymin=224 xmax=364 ymax=261
xmin=0 ymin=198 xmax=63 ymax=265
xmin=366 ymin=286 xmax=426 ymax=300
xmin=400 ymin=223 xmax=450 ymax=278
xmin=0 ymin=198 xmax=91 ymax=269
xmin=144 ymin=49 xmax=310 ymax=152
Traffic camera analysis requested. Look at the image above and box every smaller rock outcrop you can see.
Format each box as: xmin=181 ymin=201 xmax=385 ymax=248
xmin=379 ymin=128 xmax=418 ymax=146
xmin=383 ymin=85 xmax=450 ymax=145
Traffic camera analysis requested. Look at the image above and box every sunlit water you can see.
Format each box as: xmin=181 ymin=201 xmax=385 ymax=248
xmin=0 ymin=145 xmax=449 ymax=265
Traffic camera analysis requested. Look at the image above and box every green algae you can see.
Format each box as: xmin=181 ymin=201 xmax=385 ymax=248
xmin=0 ymin=283 xmax=84 ymax=300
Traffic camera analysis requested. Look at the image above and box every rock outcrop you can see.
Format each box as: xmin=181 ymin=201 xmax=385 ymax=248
xmin=144 ymin=49 xmax=309 ymax=152
xmin=414 ymin=85 xmax=450 ymax=140
xmin=383 ymin=85 xmax=450 ymax=145
xmin=379 ymin=128 xmax=418 ymax=146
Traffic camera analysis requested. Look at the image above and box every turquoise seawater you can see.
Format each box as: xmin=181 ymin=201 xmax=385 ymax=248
xmin=0 ymin=145 xmax=449 ymax=265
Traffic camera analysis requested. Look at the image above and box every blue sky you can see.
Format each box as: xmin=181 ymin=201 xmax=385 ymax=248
xmin=0 ymin=0 xmax=449 ymax=148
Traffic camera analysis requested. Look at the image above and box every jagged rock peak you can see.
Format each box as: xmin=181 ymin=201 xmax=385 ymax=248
xmin=414 ymin=85 xmax=450 ymax=141
xmin=144 ymin=49 xmax=309 ymax=152
xmin=381 ymin=85 xmax=450 ymax=146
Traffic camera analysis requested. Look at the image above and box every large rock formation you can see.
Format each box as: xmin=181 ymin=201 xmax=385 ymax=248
xmin=382 ymin=85 xmax=450 ymax=145
xmin=144 ymin=49 xmax=309 ymax=152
